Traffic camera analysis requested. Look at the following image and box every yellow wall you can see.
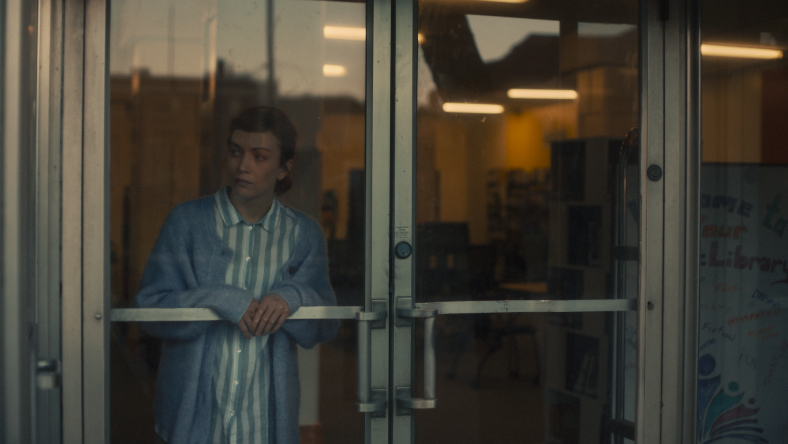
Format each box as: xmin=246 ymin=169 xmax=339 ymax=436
xmin=505 ymin=102 xmax=578 ymax=171
xmin=505 ymin=112 xmax=548 ymax=171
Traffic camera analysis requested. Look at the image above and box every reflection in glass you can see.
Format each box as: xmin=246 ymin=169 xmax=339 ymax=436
xmin=416 ymin=4 xmax=639 ymax=303
xmin=109 ymin=0 xmax=366 ymax=442
xmin=698 ymin=1 xmax=788 ymax=442
xmin=414 ymin=313 xmax=613 ymax=444
xmin=415 ymin=0 xmax=639 ymax=442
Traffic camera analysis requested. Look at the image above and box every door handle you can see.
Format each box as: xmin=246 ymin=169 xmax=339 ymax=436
xmin=356 ymin=303 xmax=387 ymax=414
xmin=37 ymin=359 xmax=60 ymax=389
xmin=395 ymin=307 xmax=437 ymax=411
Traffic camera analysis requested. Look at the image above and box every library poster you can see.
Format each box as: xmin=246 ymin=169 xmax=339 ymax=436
xmin=698 ymin=164 xmax=788 ymax=444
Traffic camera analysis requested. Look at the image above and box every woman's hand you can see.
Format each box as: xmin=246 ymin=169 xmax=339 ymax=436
xmin=239 ymin=294 xmax=291 ymax=338
xmin=238 ymin=298 xmax=261 ymax=339
xmin=253 ymin=294 xmax=291 ymax=336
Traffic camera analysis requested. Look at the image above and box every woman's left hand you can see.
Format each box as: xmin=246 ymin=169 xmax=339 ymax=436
xmin=251 ymin=293 xmax=291 ymax=336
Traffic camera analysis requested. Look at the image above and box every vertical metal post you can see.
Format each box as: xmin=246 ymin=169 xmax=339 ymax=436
xmin=266 ymin=0 xmax=275 ymax=104
xmin=82 ymin=0 xmax=109 ymax=441
xmin=3 ymin=0 xmax=37 ymax=441
xmin=365 ymin=0 xmax=392 ymax=442
xmin=61 ymin=0 xmax=85 ymax=442
xmin=36 ymin=0 xmax=65 ymax=441
xmin=661 ymin=0 xmax=686 ymax=436
xmin=637 ymin=0 xmax=698 ymax=441
xmin=637 ymin=0 xmax=666 ymax=441
xmin=682 ymin=0 xmax=702 ymax=440
xmin=391 ymin=0 xmax=416 ymax=441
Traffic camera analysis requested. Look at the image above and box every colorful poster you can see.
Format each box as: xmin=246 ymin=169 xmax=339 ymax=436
xmin=698 ymin=164 xmax=788 ymax=444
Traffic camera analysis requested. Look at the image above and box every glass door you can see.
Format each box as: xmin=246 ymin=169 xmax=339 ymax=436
xmin=66 ymin=0 xmax=682 ymax=441
xmin=390 ymin=0 xmax=642 ymax=443
xmin=103 ymin=0 xmax=390 ymax=443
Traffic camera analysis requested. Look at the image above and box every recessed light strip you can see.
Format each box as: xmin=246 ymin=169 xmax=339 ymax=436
xmin=507 ymin=89 xmax=578 ymax=100
xmin=443 ymin=103 xmax=504 ymax=114
xmin=323 ymin=64 xmax=347 ymax=77
xmin=324 ymin=26 xmax=366 ymax=41
xmin=701 ymin=44 xmax=783 ymax=60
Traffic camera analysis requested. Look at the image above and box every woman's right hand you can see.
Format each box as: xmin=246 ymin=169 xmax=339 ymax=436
xmin=238 ymin=299 xmax=261 ymax=339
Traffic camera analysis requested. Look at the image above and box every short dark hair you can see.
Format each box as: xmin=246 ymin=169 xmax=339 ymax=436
xmin=228 ymin=106 xmax=297 ymax=195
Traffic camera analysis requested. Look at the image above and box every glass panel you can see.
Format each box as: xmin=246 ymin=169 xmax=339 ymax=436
xmin=415 ymin=0 xmax=640 ymax=304
xmin=414 ymin=312 xmax=615 ymax=444
xmin=109 ymin=0 xmax=366 ymax=442
xmin=414 ymin=1 xmax=638 ymax=441
xmin=698 ymin=1 xmax=788 ymax=442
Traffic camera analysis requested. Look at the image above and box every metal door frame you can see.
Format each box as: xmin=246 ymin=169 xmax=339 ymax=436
xmin=2 ymin=0 xmax=39 ymax=443
xmin=639 ymin=0 xmax=701 ymax=441
xmin=49 ymin=0 xmax=702 ymax=443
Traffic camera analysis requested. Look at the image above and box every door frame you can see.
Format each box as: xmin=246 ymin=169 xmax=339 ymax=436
xmin=49 ymin=0 xmax=703 ymax=443
xmin=638 ymin=0 xmax=702 ymax=441
xmin=2 ymin=0 xmax=39 ymax=442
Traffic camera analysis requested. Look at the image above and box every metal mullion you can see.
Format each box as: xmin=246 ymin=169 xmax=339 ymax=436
xmin=391 ymin=0 xmax=416 ymax=441
xmin=661 ymin=0 xmax=690 ymax=439
xmin=637 ymin=0 xmax=666 ymax=443
xmin=3 ymin=0 xmax=37 ymax=441
xmin=366 ymin=0 xmax=392 ymax=442
xmin=82 ymin=0 xmax=109 ymax=441
xmin=36 ymin=0 xmax=65 ymax=441
xmin=682 ymin=0 xmax=701 ymax=440
xmin=61 ymin=0 xmax=86 ymax=441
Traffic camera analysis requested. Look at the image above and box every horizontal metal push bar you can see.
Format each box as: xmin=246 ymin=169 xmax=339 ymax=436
xmin=111 ymin=306 xmax=363 ymax=322
xmin=111 ymin=299 xmax=636 ymax=322
xmin=416 ymin=299 xmax=637 ymax=314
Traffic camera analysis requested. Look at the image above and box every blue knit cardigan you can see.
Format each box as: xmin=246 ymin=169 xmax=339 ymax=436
xmin=133 ymin=195 xmax=339 ymax=444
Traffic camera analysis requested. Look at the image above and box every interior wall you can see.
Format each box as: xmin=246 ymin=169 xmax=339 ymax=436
xmin=416 ymin=102 xmax=583 ymax=246
xmin=506 ymin=102 xmax=579 ymax=171
xmin=317 ymin=112 xmax=365 ymax=240
xmin=760 ymin=65 xmax=788 ymax=163
xmin=702 ymin=68 xmax=763 ymax=163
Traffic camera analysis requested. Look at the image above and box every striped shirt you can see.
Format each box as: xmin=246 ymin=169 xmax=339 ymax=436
xmin=208 ymin=188 xmax=300 ymax=444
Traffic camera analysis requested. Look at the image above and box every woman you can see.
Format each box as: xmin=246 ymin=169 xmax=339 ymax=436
xmin=134 ymin=106 xmax=338 ymax=444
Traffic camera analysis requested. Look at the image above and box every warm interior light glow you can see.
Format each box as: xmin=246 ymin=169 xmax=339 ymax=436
xmin=701 ymin=44 xmax=783 ymax=59
xmin=323 ymin=64 xmax=347 ymax=77
xmin=507 ymin=89 xmax=578 ymax=100
xmin=418 ymin=33 xmax=425 ymax=44
xmin=443 ymin=103 xmax=504 ymax=114
xmin=324 ymin=26 xmax=366 ymax=41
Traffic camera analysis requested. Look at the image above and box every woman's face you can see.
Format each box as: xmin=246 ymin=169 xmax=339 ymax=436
xmin=225 ymin=130 xmax=292 ymax=205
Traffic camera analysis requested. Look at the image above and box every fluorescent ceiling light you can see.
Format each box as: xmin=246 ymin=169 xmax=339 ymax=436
xmin=443 ymin=103 xmax=504 ymax=114
xmin=701 ymin=44 xmax=783 ymax=59
xmin=507 ymin=89 xmax=578 ymax=100
xmin=324 ymin=26 xmax=366 ymax=41
xmin=323 ymin=64 xmax=347 ymax=77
